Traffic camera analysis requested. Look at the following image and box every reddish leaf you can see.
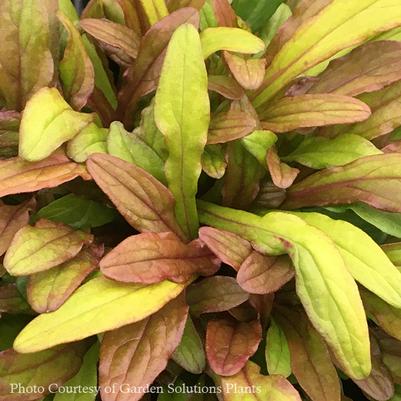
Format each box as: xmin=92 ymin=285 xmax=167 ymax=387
xmin=267 ymin=148 xmax=299 ymax=189
xmin=87 ymin=153 xmax=186 ymax=239
xmin=207 ymin=110 xmax=257 ymax=144
xmin=237 ymin=253 xmax=294 ymax=294
xmin=198 ymin=227 xmax=252 ymax=271
xmin=208 ymin=75 xmax=244 ymax=100
xmin=0 ymin=152 xmax=90 ymax=198
xmin=99 ymin=295 xmax=188 ymax=401
xmin=211 ymin=0 xmax=236 ymax=27
xmin=308 ymin=41 xmax=401 ymax=96
xmin=0 ymin=199 xmax=35 ymax=256
xmin=117 ymin=8 xmax=200 ymax=126
xmin=100 ymin=232 xmax=220 ymax=284
xmin=0 ymin=284 xmax=31 ymax=314
xmin=275 ymin=307 xmax=341 ymax=401
xmin=206 ymin=318 xmax=262 ymax=376
xmin=27 ymin=247 xmax=102 ymax=313
xmin=166 ymin=0 xmax=205 ymax=12
xmin=284 ymin=153 xmax=401 ymax=213
xmin=224 ymin=52 xmax=266 ymax=90
xmin=187 ymin=276 xmax=249 ymax=316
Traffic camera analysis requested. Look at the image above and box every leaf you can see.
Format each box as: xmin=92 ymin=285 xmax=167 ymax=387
xmin=265 ymin=318 xmax=291 ymax=378
xmin=223 ymin=141 xmax=264 ymax=209
xmin=308 ymin=41 xmax=401 ymax=96
xmin=253 ymin=0 xmax=401 ymax=108
xmin=208 ymin=75 xmax=244 ymax=100
xmin=202 ymin=144 xmax=227 ymax=179
xmin=187 ymin=276 xmax=249 ymax=316
xmin=0 ymin=199 xmax=34 ymax=256
xmin=13 ymin=275 xmax=187 ymax=353
xmin=27 ymin=248 xmax=101 ymax=313
xmin=67 ymin=122 xmax=108 ymax=162
xmin=100 ymin=232 xmax=220 ymax=284
xmin=260 ymin=94 xmax=371 ymax=133
xmin=19 ymin=87 xmax=95 ymax=162
xmin=237 ymin=253 xmax=294 ymax=294
xmin=118 ymin=8 xmax=200 ymax=126
xmin=107 ymin=121 xmax=166 ymax=183
xmin=207 ymin=110 xmax=257 ymax=144
xmin=261 ymin=3 xmax=292 ymax=46
xmin=295 ymin=212 xmax=401 ymax=308
xmin=224 ymin=53 xmax=265 ymax=91
xmin=87 ymin=153 xmax=185 ymax=240
xmin=137 ymin=0 xmax=169 ymax=26
xmin=241 ymin=130 xmax=277 ymax=166
xmin=220 ymin=361 xmax=301 ymax=401
xmin=197 ymin=201 xmax=371 ymax=379
xmin=80 ymin=18 xmax=140 ymax=67
xmin=198 ymin=227 xmax=252 ymax=271
xmin=155 ymin=24 xmax=210 ymax=239
xmin=0 ymin=0 xmax=55 ymax=110
xmin=0 ymin=343 xmax=88 ymax=401
xmin=53 ymin=342 xmax=99 ymax=401
xmin=0 ymin=284 xmax=31 ymax=314
xmin=4 ymin=219 xmax=92 ymax=277
xmin=275 ymin=307 xmax=341 ymax=401
xmin=36 ymin=194 xmax=115 ymax=229
xmin=172 ymin=316 xmax=206 ymax=374
xmin=346 ymin=80 xmax=401 ymax=140
xmin=267 ymin=148 xmax=299 ymax=189
xmin=99 ymin=295 xmax=188 ymax=401
xmin=283 ymin=134 xmax=382 ymax=169
xmin=0 ymin=151 xmax=90 ymax=198
xmin=353 ymin=334 xmax=394 ymax=401
xmin=211 ymin=0 xmax=236 ymax=27
xmin=58 ymin=12 xmax=95 ymax=110
xmin=206 ymin=318 xmax=261 ymax=376
xmin=200 ymin=27 xmax=265 ymax=58
xmin=284 ymin=153 xmax=401 ymax=213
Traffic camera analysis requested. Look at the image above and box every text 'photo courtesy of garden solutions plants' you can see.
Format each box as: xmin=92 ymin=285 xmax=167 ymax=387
xmin=5 ymin=0 xmax=401 ymax=401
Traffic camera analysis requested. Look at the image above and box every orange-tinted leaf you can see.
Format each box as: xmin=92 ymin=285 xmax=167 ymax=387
xmin=206 ymin=318 xmax=262 ymax=376
xmin=198 ymin=227 xmax=252 ymax=271
xmin=275 ymin=307 xmax=341 ymax=401
xmin=0 ymin=284 xmax=31 ymax=314
xmin=220 ymin=361 xmax=301 ymax=401
xmin=208 ymin=110 xmax=257 ymax=145
xmin=0 ymin=199 xmax=35 ymax=256
xmin=0 ymin=343 xmax=89 ymax=401
xmin=100 ymin=232 xmax=220 ymax=284
xmin=208 ymin=75 xmax=244 ymax=100
xmin=87 ymin=153 xmax=185 ymax=240
xmin=260 ymin=95 xmax=371 ymax=133
xmin=166 ymin=0 xmax=205 ymax=12
xmin=0 ymin=152 xmax=90 ymax=198
xmin=27 ymin=247 xmax=101 ymax=313
xmin=267 ymin=148 xmax=299 ymax=189
xmin=212 ymin=0 xmax=236 ymax=27
xmin=4 ymin=219 xmax=93 ymax=276
xmin=237 ymin=253 xmax=294 ymax=294
xmin=99 ymin=296 xmax=188 ymax=401
xmin=80 ymin=18 xmax=140 ymax=67
xmin=187 ymin=276 xmax=249 ymax=316
xmin=224 ymin=53 xmax=266 ymax=91
xmin=308 ymin=41 xmax=401 ymax=96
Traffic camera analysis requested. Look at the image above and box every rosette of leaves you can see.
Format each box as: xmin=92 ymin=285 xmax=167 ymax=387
xmin=3 ymin=1 xmax=401 ymax=401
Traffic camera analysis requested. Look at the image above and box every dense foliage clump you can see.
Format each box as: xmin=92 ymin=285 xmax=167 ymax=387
xmin=2 ymin=1 xmax=401 ymax=400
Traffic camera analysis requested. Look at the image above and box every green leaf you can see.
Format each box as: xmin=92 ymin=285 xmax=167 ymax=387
xmin=0 ymin=0 xmax=55 ymax=110
xmin=202 ymin=144 xmax=227 ymax=179
xmin=53 ymin=342 xmax=99 ymax=401
xmin=107 ymin=121 xmax=166 ymax=183
xmin=265 ymin=318 xmax=291 ymax=378
xmin=198 ymin=201 xmax=371 ymax=379
xmin=155 ymin=24 xmax=210 ymax=239
xmin=19 ymin=88 xmax=95 ymax=162
xmin=254 ymin=0 xmax=401 ymax=108
xmin=241 ymin=130 xmax=277 ymax=167
xmin=13 ymin=275 xmax=187 ymax=353
xmin=261 ymin=3 xmax=291 ymax=46
xmin=58 ymin=12 xmax=95 ymax=111
xmin=283 ymin=134 xmax=382 ymax=169
xmin=200 ymin=27 xmax=265 ymax=58
xmin=172 ymin=316 xmax=206 ymax=374
xmin=4 ymin=219 xmax=93 ymax=276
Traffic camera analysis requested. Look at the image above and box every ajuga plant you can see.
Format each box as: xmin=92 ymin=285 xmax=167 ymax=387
xmin=4 ymin=0 xmax=401 ymax=401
